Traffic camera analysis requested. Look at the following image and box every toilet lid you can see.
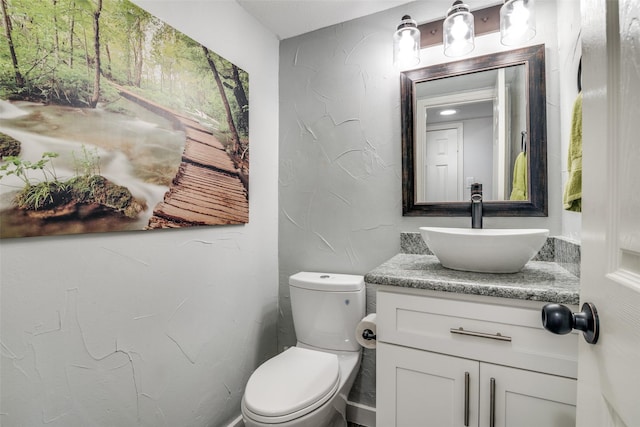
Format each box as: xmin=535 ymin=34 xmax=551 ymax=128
xmin=243 ymin=347 xmax=340 ymax=420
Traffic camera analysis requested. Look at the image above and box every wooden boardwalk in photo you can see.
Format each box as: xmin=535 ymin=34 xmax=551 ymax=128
xmin=113 ymin=84 xmax=248 ymax=228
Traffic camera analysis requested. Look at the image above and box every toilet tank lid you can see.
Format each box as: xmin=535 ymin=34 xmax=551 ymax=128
xmin=289 ymin=272 xmax=364 ymax=292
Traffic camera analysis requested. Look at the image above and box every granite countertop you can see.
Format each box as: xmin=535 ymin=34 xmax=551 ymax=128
xmin=365 ymin=253 xmax=580 ymax=305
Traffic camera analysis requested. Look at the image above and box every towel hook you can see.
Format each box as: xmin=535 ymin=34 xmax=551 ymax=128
xmin=521 ymin=130 xmax=527 ymax=153
xmin=577 ymin=56 xmax=582 ymax=92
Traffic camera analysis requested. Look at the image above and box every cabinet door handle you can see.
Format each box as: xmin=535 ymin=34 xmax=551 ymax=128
xmin=450 ymin=327 xmax=512 ymax=342
xmin=464 ymin=371 xmax=470 ymax=426
xmin=489 ymin=377 xmax=496 ymax=427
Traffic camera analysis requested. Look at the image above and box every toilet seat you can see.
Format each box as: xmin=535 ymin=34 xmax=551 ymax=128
xmin=242 ymin=347 xmax=340 ymax=424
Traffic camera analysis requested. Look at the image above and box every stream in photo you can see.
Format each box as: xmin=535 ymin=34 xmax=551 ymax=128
xmin=0 ymin=99 xmax=187 ymax=238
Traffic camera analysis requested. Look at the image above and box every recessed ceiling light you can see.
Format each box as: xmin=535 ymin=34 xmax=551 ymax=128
xmin=440 ymin=109 xmax=457 ymax=116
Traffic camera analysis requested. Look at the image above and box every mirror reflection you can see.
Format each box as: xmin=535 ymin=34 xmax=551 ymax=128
xmin=401 ymin=44 xmax=547 ymax=217
xmin=415 ymin=65 xmax=527 ymax=203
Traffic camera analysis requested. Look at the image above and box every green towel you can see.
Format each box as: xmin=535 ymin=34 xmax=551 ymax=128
xmin=563 ymin=92 xmax=582 ymax=212
xmin=510 ymin=151 xmax=527 ymax=200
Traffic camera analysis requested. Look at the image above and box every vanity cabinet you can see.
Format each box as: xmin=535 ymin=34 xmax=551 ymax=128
xmin=376 ymin=287 xmax=578 ymax=427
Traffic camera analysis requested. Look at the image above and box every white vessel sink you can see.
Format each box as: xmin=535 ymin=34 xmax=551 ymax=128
xmin=419 ymin=227 xmax=549 ymax=273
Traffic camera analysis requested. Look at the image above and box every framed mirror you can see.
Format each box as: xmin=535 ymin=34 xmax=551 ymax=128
xmin=401 ymin=44 xmax=547 ymax=217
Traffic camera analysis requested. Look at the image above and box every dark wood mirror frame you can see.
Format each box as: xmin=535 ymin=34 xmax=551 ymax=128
xmin=401 ymin=44 xmax=547 ymax=217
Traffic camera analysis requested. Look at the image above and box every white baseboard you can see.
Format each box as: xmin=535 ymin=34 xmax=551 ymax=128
xmin=346 ymin=401 xmax=376 ymax=427
xmin=226 ymin=414 xmax=244 ymax=427
xmin=227 ymin=401 xmax=375 ymax=427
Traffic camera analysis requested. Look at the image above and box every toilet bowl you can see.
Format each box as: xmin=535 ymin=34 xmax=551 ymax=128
xmin=241 ymin=272 xmax=365 ymax=427
xmin=241 ymin=345 xmax=360 ymax=426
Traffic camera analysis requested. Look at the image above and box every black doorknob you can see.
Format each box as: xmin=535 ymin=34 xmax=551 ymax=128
xmin=541 ymin=302 xmax=599 ymax=344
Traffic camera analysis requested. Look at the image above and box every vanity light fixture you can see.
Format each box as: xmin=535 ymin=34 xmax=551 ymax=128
xmin=440 ymin=109 xmax=457 ymax=116
xmin=393 ymin=15 xmax=421 ymax=69
xmin=500 ymin=0 xmax=536 ymax=45
xmin=394 ymin=1 xmax=533 ymax=65
xmin=443 ymin=0 xmax=475 ymax=57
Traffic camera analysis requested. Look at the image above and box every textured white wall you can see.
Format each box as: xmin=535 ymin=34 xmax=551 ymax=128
xmin=278 ymin=0 xmax=580 ymax=407
xmin=0 ymin=1 xmax=279 ymax=426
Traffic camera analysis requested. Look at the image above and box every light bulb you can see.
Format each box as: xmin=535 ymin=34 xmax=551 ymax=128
xmin=393 ymin=15 xmax=420 ymax=68
xmin=399 ymin=30 xmax=415 ymax=53
xmin=511 ymin=1 xmax=530 ymax=25
xmin=500 ymin=0 xmax=536 ymax=45
xmin=450 ymin=16 xmax=469 ymax=40
xmin=443 ymin=2 xmax=474 ymax=57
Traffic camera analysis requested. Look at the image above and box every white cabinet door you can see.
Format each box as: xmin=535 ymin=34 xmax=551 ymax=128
xmin=377 ymin=342 xmax=479 ymax=427
xmin=479 ymin=363 xmax=576 ymax=427
xmin=377 ymin=342 xmax=578 ymax=427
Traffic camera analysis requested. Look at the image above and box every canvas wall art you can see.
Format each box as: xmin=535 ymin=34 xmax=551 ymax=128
xmin=0 ymin=0 xmax=249 ymax=238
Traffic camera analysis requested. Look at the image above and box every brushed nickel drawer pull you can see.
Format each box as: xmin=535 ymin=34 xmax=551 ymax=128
xmin=489 ymin=377 xmax=496 ymax=427
xmin=464 ymin=371 xmax=470 ymax=426
xmin=450 ymin=327 xmax=512 ymax=342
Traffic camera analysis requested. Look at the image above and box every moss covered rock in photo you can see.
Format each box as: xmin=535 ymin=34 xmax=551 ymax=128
xmin=15 ymin=175 xmax=145 ymax=219
xmin=0 ymin=133 xmax=21 ymax=157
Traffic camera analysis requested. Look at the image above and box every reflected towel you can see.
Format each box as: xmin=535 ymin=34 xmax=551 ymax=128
xmin=510 ymin=151 xmax=527 ymax=200
xmin=563 ymin=92 xmax=582 ymax=212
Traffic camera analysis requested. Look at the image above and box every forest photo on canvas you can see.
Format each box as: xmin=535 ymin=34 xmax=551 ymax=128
xmin=0 ymin=0 xmax=249 ymax=239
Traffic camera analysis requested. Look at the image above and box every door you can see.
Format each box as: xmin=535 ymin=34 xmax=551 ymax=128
xmin=423 ymin=125 xmax=463 ymax=202
xmin=376 ymin=342 xmax=479 ymax=427
xmin=578 ymin=0 xmax=640 ymax=425
xmin=479 ymin=363 xmax=576 ymax=427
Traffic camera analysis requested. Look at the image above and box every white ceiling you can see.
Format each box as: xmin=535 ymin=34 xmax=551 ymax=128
xmin=236 ymin=0 xmax=414 ymax=40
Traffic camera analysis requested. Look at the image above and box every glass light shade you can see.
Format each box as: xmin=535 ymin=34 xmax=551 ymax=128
xmin=443 ymin=1 xmax=475 ymax=57
xmin=393 ymin=15 xmax=420 ymax=68
xmin=500 ymin=0 xmax=536 ymax=45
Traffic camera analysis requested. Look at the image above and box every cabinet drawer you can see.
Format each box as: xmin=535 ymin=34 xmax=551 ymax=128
xmin=377 ymin=289 xmax=578 ymax=378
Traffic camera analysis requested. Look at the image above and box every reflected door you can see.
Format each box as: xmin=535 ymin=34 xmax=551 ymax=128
xmin=417 ymin=124 xmax=463 ymax=202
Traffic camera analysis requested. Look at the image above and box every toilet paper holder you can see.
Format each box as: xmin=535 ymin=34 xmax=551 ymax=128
xmin=361 ymin=329 xmax=376 ymax=341
xmin=356 ymin=313 xmax=377 ymax=349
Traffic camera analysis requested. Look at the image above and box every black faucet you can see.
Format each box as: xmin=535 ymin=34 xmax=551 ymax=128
xmin=471 ymin=183 xmax=483 ymax=229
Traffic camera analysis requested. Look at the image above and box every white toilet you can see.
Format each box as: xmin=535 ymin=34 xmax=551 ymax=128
xmin=241 ymin=272 xmax=366 ymax=427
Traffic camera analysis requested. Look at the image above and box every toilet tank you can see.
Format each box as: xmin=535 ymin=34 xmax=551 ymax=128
xmin=289 ymin=272 xmax=365 ymax=352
